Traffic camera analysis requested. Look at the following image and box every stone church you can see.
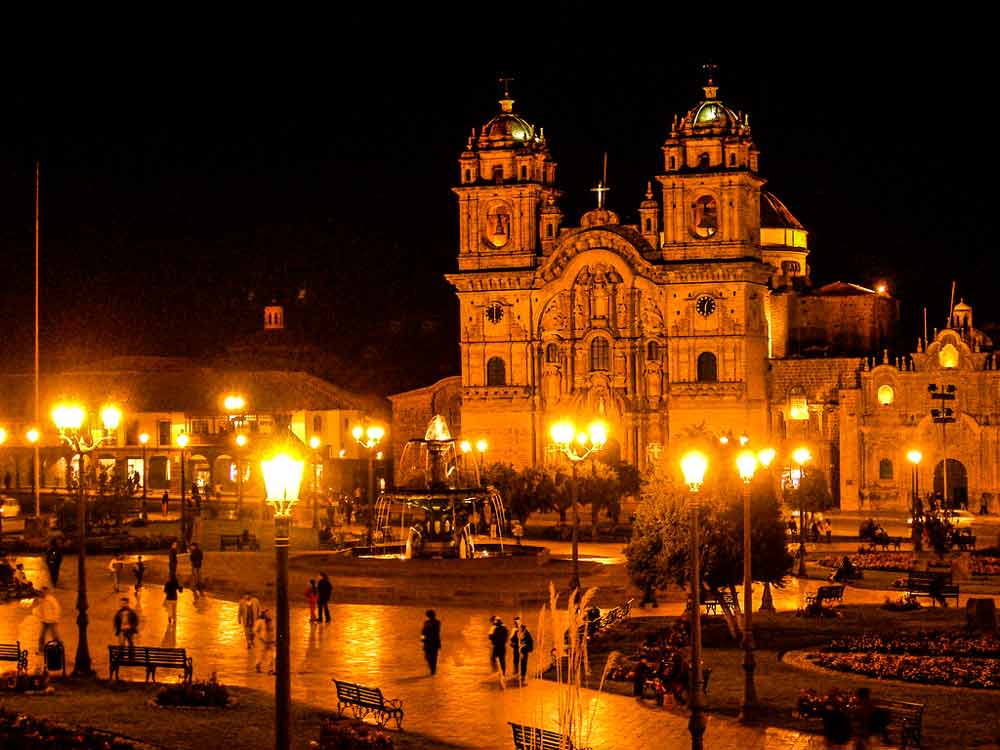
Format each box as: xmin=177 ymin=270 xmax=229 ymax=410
xmin=391 ymin=75 xmax=1000 ymax=512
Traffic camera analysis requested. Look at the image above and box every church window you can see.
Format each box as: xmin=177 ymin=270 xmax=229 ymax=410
xmin=313 ymin=415 xmax=323 ymax=433
xmin=645 ymin=218 xmax=652 ymax=232
xmin=520 ymin=165 xmax=527 ymax=179
xmin=669 ymin=156 xmax=676 ymax=169
xmin=696 ymin=352 xmax=717 ymax=382
xmin=698 ymin=152 xmax=710 ymax=169
xmin=877 ymin=385 xmax=894 ymax=406
xmin=487 ymin=357 xmax=506 ymax=386
xmin=788 ymin=387 xmax=809 ymax=420
xmin=879 ymin=458 xmax=893 ymax=480
xmin=464 ymin=169 xmax=471 ymax=183
xmin=729 ymin=153 xmax=736 ymax=166
xmin=546 ymin=343 xmax=559 ymax=363
xmin=546 ymin=224 xmax=553 ymax=238
xmin=590 ymin=338 xmax=610 ymax=371
xmin=492 ymin=166 xmax=503 ymax=182
xmin=939 ymin=342 xmax=959 ymax=369
xmin=647 ymin=341 xmax=659 ymax=361
xmin=781 ymin=260 xmax=801 ymax=274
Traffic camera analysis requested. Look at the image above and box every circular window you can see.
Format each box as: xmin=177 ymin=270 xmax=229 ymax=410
xmin=486 ymin=303 xmax=504 ymax=324
xmin=877 ymin=384 xmax=894 ymax=406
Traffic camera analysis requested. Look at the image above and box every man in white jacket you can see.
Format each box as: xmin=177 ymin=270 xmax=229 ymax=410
xmin=34 ymin=586 xmax=61 ymax=654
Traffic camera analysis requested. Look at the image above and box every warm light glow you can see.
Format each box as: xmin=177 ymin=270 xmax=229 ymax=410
xmin=757 ymin=447 xmax=776 ymax=468
xmin=736 ymin=450 xmax=757 ymax=482
xmin=939 ymin=343 xmax=959 ymax=369
xmin=907 ymin=449 xmax=923 ymax=466
xmin=224 ymin=395 xmax=246 ymax=412
xmin=792 ymin=447 xmax=812 ymax=466
xmin=100 ymin=405 xmax=121 ymax=431
xmin=876 ymin=282 xmax=888 ymax=295
xmin=681 ymin=451 xmax=708 ymax=490
xmin=719 ymin=434 xmax=729 ymax=445
xmin=550 ymin=420 xmax=575 ymax=446
xmin=376 ymin=451 xmax=384 ymax=461
xmin=176 ymin=432 xmax=189 ymax=449
xmin=460 ymin=440 xmax=472 ymax=454
xmin=367 ymin=425 xmax=385 ymax=443
xmin=877 ymin=384 xmax=894 ymax=406
xmin=0 ymin=427 xmax=6 ymax=445
xmin=587 ymin=420 xmax=608 ymax=448
xmin=338 ymin=448 xmax=346 ymax=458
xmin=139 ymin=432 xmax=149 ymax=445
xmin=52 ymin=403 xmax=85 ymax=431
xmin=576 ymin=431 xmax=588 ymax=446
xmin=351 ymin=425 xmax=363 ymax=441
xmin=26 ymin=428 xmax=40 ymax=444
xmin=739 ymin=433 xmax=749 ymax=446
xmin=236 ymin=433 xmax=248 ymax=448
xmin=262 ymin=453 xmax=304 ymax=516
xmin=309 ymin=436 xmax=321 ymax=450
xmin=475 ymin=438 xmax=488 ymax=454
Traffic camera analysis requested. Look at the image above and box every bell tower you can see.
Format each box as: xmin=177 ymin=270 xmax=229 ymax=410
xmin=454 ymin=81 xmax=561 ymax=270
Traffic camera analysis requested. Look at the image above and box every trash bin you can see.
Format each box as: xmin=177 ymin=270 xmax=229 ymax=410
xmin=44 ymin=640 xmax=65 ymax=675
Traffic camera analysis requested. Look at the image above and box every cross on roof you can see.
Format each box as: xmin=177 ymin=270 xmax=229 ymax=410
xmin=498 ymin=76 xmax=514 ymax=98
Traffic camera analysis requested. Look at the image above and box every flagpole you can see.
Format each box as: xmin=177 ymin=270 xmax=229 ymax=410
xmin=34 ymin=162 xmax=41 ymax=517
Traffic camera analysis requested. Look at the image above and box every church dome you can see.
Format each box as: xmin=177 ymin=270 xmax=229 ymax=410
xmin=478 ymin=96 xmax=539 ymax=148
xmin=675 ymin=73 xmax=748 ymax=138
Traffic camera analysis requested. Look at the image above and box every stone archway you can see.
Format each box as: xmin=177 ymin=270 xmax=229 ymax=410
xmin=933 ymin=458 xmax=968 ymax=509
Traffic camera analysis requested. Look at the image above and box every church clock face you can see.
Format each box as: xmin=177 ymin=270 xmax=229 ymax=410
xmin=486 ymin=303 xmax=504 ymax=324
xmin=690 ymin=195 xmax=719 ymax=239
xmin=696 ymin=295 xmax=717 ymax=317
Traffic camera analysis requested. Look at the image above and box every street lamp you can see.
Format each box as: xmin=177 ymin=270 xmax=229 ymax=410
xmin=309 ymin=435 xmax=322 ymax=530
xmin=176 ymin=432 xmax=189 ymax=552
xmin=756 ymin=447 xmax=777 ymax=613
xmin=52 ymin=401 xmax=121 ymax=677
xmin=680 ymin=450 xmax=708 ymax=750
xmin=235 ymin=433 xmax=248 ymax=516
xmin=735 ymin=449 xmax=758 ymax=721
xmin=549 ymin=419 xmax=608 ymax=592
xmin=908 ymin=449 xmax=923 ymax=551
xmin=261 ymin=452 xmax=304 ymax=750
xmin=139 ymin=432 xmax=149 ymax=502
xmin=792 ymin=447 xmax=812 ymax=577
xmin=351 ymin=421 xmax=385 ymax=547
xmin=460 ymin=438 xmax=489 ymax=485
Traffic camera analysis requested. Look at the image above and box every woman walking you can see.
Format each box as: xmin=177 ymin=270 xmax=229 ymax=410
xmin=305 ymin=579 xmax=319 ymax=623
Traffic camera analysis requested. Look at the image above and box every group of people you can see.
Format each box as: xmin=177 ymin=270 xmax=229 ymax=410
xmin=237 ymin=591 xmax=275 ymax=673
xmin=0 ymin=555 xmax=37 ymax=597
xmin=303 ymin=573 xmax=333 ymax=623
xmin=489 ymin=615 xmax=534 ymax=683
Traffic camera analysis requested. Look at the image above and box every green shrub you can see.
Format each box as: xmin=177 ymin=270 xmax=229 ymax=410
xmin=154 ymin=673 xmax=230 ymax=707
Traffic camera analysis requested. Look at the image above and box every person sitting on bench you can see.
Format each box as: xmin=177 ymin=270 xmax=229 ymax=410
xmin=832 ymin=556 xmax=856 ymax=583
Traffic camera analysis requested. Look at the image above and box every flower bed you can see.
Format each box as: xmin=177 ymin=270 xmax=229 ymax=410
xmin=815 ymin=652 xmax=1000 ymax=689
xmin=316 ymin=716 xmax=393 ymax=749
xmin=969 ymin=556 xmax=1000 ymax=576
xmin=824 ymin=630 xmax=1000 ymax=658
xmin=816 ymin=552 xmax=915 ymax=572
xmin=0 ymin=707 xmax=139 ymax=749
xmin=153 ymin=674 xmax=230 ymax=708
xmin=1 ymin=671 xmax=49 ymax=693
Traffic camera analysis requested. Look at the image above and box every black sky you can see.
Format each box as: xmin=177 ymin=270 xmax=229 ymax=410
xmin=0 ymin=18 xmax=993 ymax=392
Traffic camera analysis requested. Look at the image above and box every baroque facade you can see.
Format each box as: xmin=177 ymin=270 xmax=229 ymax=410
xmin=391 ymin=76 xmax=1000 ymax=512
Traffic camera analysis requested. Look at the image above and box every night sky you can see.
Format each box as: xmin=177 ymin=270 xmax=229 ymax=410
xmin=0 ymin=21 xmax=993 ymax=394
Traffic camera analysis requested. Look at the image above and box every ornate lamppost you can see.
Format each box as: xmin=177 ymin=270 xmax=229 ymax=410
xmin=549 ymin=419 xmax=608 ymax=592
xmin=235 ymin=433 xmax=248 ymax=516
xmin=793 ymin=447 xmax=811 ymax=577
xmin=460 ymin=438 xmax=489 ymax=485
xmin=139 ymin=432 xmax=149 ymax=503
xmin=309 ymin=436 xmax=322 ymax=529
xmin=351 ymin=421 xmax=385 ymax=547
xmin=52 ymin=402 xmax=121 ymax=677
xmin=680 ymin=450 xmax=708 ymax=750
xmin=908 ymin=449 xmax=923 ymax=551
xmin=261 ymin=452 xmax=304 ymax=750
xmin=756 ymin=447 xmax=777 ymax=613
xmin=735 ymin=449 xmax=758 ymax=721
xmin=176 ymin=432 xmax=189 ymax=551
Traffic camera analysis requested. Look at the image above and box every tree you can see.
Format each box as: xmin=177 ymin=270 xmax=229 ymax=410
xmin=625 ymin=453 xmax=793 ymax=639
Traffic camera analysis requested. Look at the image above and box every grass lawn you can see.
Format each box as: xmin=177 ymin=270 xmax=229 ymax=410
xmin=572 ymin=604 xmax=1000 ymax=749
xmin=0 ymin=678 xmax=457 ymax=750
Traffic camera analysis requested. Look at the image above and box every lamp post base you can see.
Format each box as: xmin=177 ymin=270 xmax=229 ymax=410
xmin=739 ymin=649 xmax=758 ymax=723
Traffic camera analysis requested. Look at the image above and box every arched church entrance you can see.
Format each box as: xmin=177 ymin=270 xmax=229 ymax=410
xmin=933 ymin=458 xmax=968 ymax=509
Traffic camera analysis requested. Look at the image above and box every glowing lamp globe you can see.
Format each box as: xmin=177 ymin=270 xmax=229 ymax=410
xmin=262 ymin=454 xmax=304 ymax=517
xmin=139 ymin=432 xmax=149 ymax=446
xmin=587 ymin=420 xmax=608 ymax=448
xmin=309 ymin=436 xmax=321 ymax=450
xmin=224 ymin=395 xmax=246 ymax=412
xmin=792 ymin=447 xmax=812 ymax=466
xmin=736 ymin=450 xmax=757 ymax=482
xmin=475 ymin=438 xmax=488 ymax=454
xmin=0 ymin=427 xmax=7 ymax=445
xmin=681 ymin=451 xmax=708 ymax=491
xmin=26 ymin=428 xmax=40 ymax=444
xmin=100 ymin=405 xmax=121 ymax=431
xmin=907 ymin=449 xmax=922 ymax=466
xmin=367 ymin=425 xmax=385 ymax=443
xmin=176 ymin=433 xmax=189 ymax=449
xmin=52 ymin=403 xmax=85 ymax=431
xmin=550 ymin=420 xmax=575 ymax=446
xmin=460 ymin=440 xmax=472 ymax=454
xmin=757 ymin=447 xmax=776 ymax=468
xmin=236 ymin=433 xmax=248 ymax=448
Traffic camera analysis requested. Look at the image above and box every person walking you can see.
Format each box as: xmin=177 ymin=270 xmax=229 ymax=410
xmin=316 ymin=572 xmax=332 ymax=623
xmin=132 ymin=556 xmax=145 ymax=592
xmin=489 ymin=616 xmax=509 ymax=677
xmin=254 ymin=609 xmax=275 ymax=674
xmin=305 ymin=579 xmax=319 ymax=623
xmin=163 ymin=575 xmax=183 ymax=625
xmin=517 ymin=621 xmax=534 ymax=683
xmin=421 ymin=609 xmax=442 ymax=675
xmin=113 ymin=596 xmax=139 ymax=651
xmin=238 ymin=592 xmax=258 ymax=648
xmin=161 ymin=491 xmax=169 ymax=517
xmin=108 ymin=553 xmax=125 ymax=593
xmin=189 ymin=542 xmax=204 ymax=599
xmin=509 ymin=616 xmax=521 ymax=677
xmin=45 ymin=539 xmax=63 ymax=588
xmin=33 ymin=586 xmax=61 ymax=654
xmin=168 ymin=542 xmax=179 ymax=580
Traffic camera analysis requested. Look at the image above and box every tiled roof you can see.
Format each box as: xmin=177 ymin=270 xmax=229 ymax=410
xmin=761 ymin=191 xmax=805 ymax=230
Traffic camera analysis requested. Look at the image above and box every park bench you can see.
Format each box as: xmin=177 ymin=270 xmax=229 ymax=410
xmin=509 ymin=722 xmax=590 ymax=750
xmin=864 ymin=535 xmax=902 ymax=552
xmin=332 ymin=678 xmax=404 ymax=729
xmin=219 ymin=533 xmax=259 ymax=551
xmin=953 ymin=529 xmax=977 ymax=551
xmin=580 ymin=598 xmax=633 ymax=638
xmin=108 ymin=645 xmax=192 ymax=683
xmin=0 ymin=641 xmax=28 ymax=673
xmin=806 ymin=584 xmax=845 ymax=609
xmin=905 ymin=571 xmax=959 ymax=606
xmin=873 ymin=698 xmax=925 ymax=749
xmin=701 ymin=590 xmax=735 ymax=615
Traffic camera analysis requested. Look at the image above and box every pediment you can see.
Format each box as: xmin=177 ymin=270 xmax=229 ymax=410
xmin=534 ymin=226 xmax=656 ymax=286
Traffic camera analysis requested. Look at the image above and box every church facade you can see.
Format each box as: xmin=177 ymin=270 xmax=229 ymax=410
xmin=392 ymin=77 xmax=1000 ymax=513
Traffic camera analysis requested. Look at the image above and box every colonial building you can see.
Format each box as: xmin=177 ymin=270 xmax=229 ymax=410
xmin=390 ymin=73 xmax=1000 ymax=513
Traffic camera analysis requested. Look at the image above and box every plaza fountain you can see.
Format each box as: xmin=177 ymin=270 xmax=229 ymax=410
xmin=368 ymin=415 xmax=508 ymax=559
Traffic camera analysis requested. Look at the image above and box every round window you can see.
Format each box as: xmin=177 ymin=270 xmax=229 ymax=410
xmin=877 ymin=384 xmax=894 ymax=406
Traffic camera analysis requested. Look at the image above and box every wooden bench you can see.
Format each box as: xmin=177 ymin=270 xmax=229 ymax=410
xmin=953 ymin=530 xmax=977 ymax=551
xmin=906 ymin=571 xmax=959 ymax=606
xmin=0 ymin=641 xmax=28 ymax=674
xmin=702 ymin=591 xmax=735 ymax=615
xmin=333 ymin=678 xmax=404 ymax=729
xmin=108 ymin=645 xmax=192 ymax=683
xmin=580 ymin=598 xmax=633 ymax=638
xmin=873 ymin=698 xmax=925 ymax=749
xmin=219 ymin=533 xmax=259 ymax=551
xmin=864 ymin=535 xmax=902 ymax=552
xmin=806 ymin=584 xmax=845 ymax=608
xmin=509 ymin=722 xmax=590 ymax=750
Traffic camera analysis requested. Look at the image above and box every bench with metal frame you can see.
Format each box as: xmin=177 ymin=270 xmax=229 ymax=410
xmin=108 ymin=645 xmax=193 ymax=682
xmin=702 ymin=590 xmax=736 ymax=615
xmin=806 ymin=584 xmax=845 ymax=608
xmin=873 ymin=698 xmax=925 ymax=749
xmin=509 ymin=722 xmax=590 ymax=750
xmin=219 ymin=533 xmax=259 ymax=551
xmin=0 ymin=641 xmax=28 ymax=674
xmin=905 ymin=571 xmax=959 ymax=606
xmin=333 ymin=678 xmax=404 ymax=729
